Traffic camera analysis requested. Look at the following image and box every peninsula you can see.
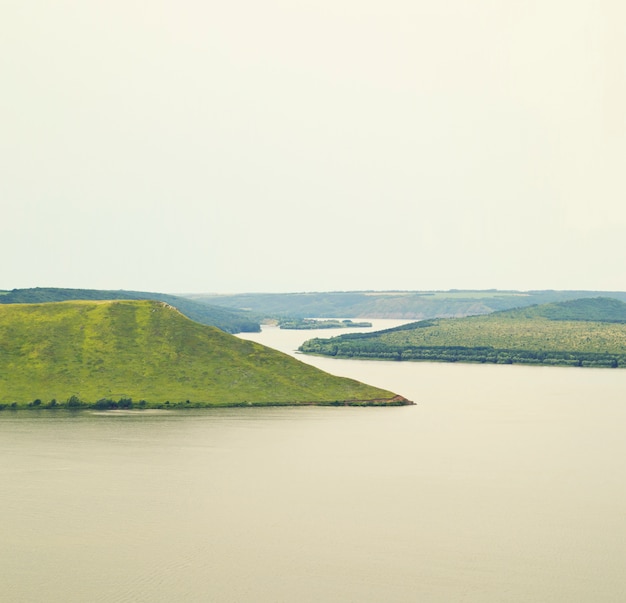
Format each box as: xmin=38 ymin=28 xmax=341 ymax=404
xmin=299 ymin=298 xmax=626 ymax=368
xmin=0 ymin=300 xmax=409 ymax=409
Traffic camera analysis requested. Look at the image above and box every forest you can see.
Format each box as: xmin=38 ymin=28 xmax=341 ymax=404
xmin=299 ymin=298 xmax=626 ymax=368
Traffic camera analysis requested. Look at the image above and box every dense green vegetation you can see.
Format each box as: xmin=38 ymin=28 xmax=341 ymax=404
xmin=519 ymin=297 xmax=626 ymax=322
xmin=299 ymin=298 xmax=626 ymax=368
xmin=0 ymin=287 xmax=260 ymax=333
xmin=279 ymin=318 xmax=372 ymax=330
xmin=188 ymin=290 xmax=626 ymax=320
xmin=0 ymin=300 xmax=406 ymax=408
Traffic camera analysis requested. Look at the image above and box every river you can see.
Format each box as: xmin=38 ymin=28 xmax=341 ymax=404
xmin=1 ymin=319 xmax=625 ymax=602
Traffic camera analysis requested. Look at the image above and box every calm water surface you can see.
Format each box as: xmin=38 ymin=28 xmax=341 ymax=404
xmin=2 ymin=320 xmax=626 ymax=602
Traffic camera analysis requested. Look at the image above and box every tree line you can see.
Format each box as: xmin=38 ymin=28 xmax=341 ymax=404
xmin=299 ymin=340 xmax=626 ymax=368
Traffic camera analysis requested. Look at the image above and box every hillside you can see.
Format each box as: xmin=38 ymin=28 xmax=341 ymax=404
xmin=187 ymin=290 xmax=626 ymax=320
xmin=0 ymin=287 xmax=260 ymax=333
xmin=0 ymin=300 xmax=406 ymax=408
xmin=518 ymin=297 xmax=626 ymax=322
xmin=299 ymin=298 xmax=626 ymax=368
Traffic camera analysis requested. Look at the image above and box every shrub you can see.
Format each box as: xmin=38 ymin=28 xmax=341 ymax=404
xmin=118 ymin=398 xmax=133 ymax=409
xmin=67 ymin=395 xmax=82 ymax=407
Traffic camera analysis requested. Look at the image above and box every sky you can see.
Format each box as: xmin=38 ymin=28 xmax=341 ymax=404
xmin=2 ymin=0 xmax=625 ymax=294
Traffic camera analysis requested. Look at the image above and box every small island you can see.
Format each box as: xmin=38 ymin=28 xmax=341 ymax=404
xmin=279 ymin=318 xmax=373 ymax=330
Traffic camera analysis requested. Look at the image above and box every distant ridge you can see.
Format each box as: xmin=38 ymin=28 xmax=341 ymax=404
xmin=0 ymin=287 xmax=260 ymax=333
xmin=0 ymin=300 xmax=406 ymax=407
xmin=299 ymin=298 xmax=626 ymax=368
xmin=187 ymin=289 xmax=626 ymax=320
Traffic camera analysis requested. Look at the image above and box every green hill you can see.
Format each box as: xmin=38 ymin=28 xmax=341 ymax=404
xmin=515 ymin=297 xmax=626 ymax=322
xmin=0 ymin=300 xmax=406 ymax=408
xmin=299 ymin=298 xmax=626 ymax=368
xmin=0 ymin=287 xmax=261 ymax=334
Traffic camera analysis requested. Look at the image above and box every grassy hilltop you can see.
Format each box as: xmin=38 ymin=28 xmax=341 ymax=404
xmin=0 ymin=287 xmax=261 ymax=334
xmin=300 ymin=298 xmax=626 ymax=368
xmin=0 ymin=300 xmax=405 ymax=408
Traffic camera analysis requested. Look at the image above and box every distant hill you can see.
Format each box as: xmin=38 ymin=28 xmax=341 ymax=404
xmin=0 ymin=300 xmax=406 ymax=408
xmin=0 ymin=287 xmax=260 ymax=333
xmin=187 ymin=290 xmax=626 ymax=320
xmin=299 ymin=298 xmax=626 ymax=368
xmin=518 ymin=297 xmax=626 ymax=322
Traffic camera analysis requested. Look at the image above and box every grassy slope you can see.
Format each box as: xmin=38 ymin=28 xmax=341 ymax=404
xmin=0 ymin=288 xmax=261 ymax=334
xmin=299 ymin=298 xmax=626 ymax=367
xmin=0 ymin=301 xmax=401 ymax=406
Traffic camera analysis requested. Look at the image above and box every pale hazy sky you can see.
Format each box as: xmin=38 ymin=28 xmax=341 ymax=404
xmin=2 ymin=1 xmax=625 ymax=293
